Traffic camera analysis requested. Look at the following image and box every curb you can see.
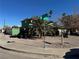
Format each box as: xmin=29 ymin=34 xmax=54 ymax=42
xmin=0 ymin=45 xmax=79 ymax=58
xmin=0 ymin=45 xmax=60 ymax=58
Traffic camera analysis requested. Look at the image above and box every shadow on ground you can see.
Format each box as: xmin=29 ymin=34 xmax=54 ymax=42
xmin=63 ymin=48 xmax=79 ymax=59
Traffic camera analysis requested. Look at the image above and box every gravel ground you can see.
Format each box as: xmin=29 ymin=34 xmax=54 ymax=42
xmin=0 ymin=33 xmax=79 ymax=48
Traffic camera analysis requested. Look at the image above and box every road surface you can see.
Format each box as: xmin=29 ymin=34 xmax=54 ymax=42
xmin=0 ymin=48 xmax=54 ymax=59
xmin=0 ymin=48 xmax=39 ymax=59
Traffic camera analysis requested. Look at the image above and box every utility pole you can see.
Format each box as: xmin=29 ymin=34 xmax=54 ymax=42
xmin=42 ymin=10 xmax=53 ymax=48
xmin=43 ymin=20 xmax=46 ymax=48
xmin=4 ymin=19 xmax=5 ymax=27
xmin=3 ymin=19 xmax=5 ymax=40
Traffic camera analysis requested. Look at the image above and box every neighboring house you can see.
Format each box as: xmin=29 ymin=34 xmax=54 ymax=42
xmin=11 ymin=26 xmax=20 ymax=36
xmin=21 ymin=17 xmax=39 ymax=28
xmin=2 ymin=29 xmax=5 ymax=33
xmin=75 ymin=29 xmax=79 ymax=35
xmin=0 ymin=29 xmax=2 ymax=33
xmin=21 ymin=18 xmax=31 ymax=27
xmin=58 ymin=29 xmax=66 ymax=36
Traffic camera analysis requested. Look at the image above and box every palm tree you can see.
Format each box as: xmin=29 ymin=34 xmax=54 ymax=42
xmin=32 ymin=17 xmax=44 ymax=38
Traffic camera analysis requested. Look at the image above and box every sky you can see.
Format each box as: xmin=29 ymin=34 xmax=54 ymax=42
xmin=0 ymin=0 xmax=79 ymax=28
